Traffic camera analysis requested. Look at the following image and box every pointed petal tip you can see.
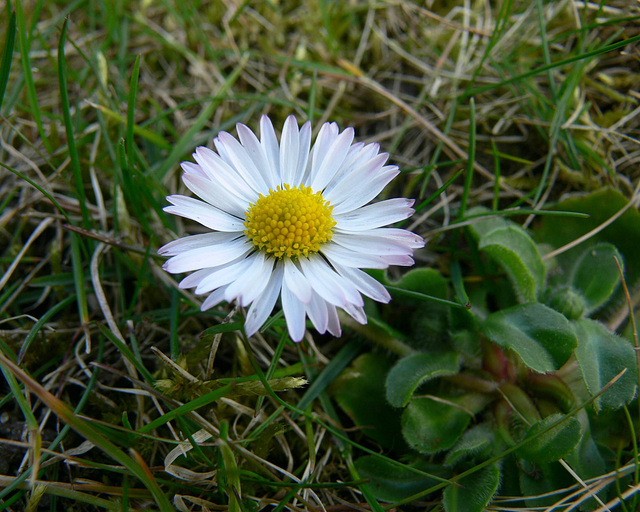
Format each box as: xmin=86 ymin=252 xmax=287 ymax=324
xmin=289 ymin=331 xmax=305 ymax=343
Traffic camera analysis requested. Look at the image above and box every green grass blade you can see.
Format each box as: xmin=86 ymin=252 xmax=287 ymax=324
xmin=463 ymin=0 xmax=513 ymax=94
xmin=98 ymin=324 xmax=155 ymax=384
xmin=18 ymin=295 xmax=76 ymax=364
xmin=535 ymin=0 xmax=557 ymax=101
xmin=458 ymin=97 xmax=476 ymax=220
xmin=58 ymin=17 xmax=91 ymax=229
xmin=296 ymin=340 xmax=363 ymax=412
xmin=137 ymin=384 xmax=235 ymax=434
xmin=125 ymin=54 xmax=141 ymax=185
xmin=0 ymin=11 xmax=16 ymax=113
xmin=70 ymin=233 xmax=90 ymax=348
xmin=15 ymin=0 xmax=51 ymax=153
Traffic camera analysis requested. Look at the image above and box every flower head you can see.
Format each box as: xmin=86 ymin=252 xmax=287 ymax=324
xmin=159 ymin=115 xmax=424 ymax=342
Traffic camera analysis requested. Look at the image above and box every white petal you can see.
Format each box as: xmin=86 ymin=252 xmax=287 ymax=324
xmin=260 ymin=115 xmax=281 ymax=184
xmin=244 ymin=263 xmax=284 ymax=337
xmin=180 ymin=161 xmax=208 ymax=179
xmin=304 ymin=122 xmax=339 ymax=185
xmin=331 ymin=169 xmax=400 ymax=218
xmin=283 ymin=259 xmax=312 ymax=304
xmin=179 ymin=267 xmax=217 ymax=289
xmin=298 ymin=256 xmax=363 ymax=308
xmin=305 ymin=292 xmax=328 ymax=334
xmin=237 ymin=256 xmax=274 ymax=306
xmin=320 ymin=242 xmax=399 ymax=269
xmin=331 ymin=231 xmax=417 ymax=256
xmin=282 ymin=282 xmax=306 ymax=342
xmin=326 ymin=303 xmax=342 ymax=337
xmin=324 ymin=142 xmax=381 ymax=195
xmin=215 ymin=132 xmax=269 ymax=194
xmin=310 ymin=127 xmax=354 ymax=192
xmin=195 ymin=256 xmax=254 ymax=294
xmin=181 ymin=173 xmax=247 ymax=218
xmin=201 ymin=286 xmax=228 ymax=311
xmin=325 ymin=153 xmax=388 ymax=208
xmin=344 ymin=302 xmax=367 ymax=324
xmin=334 ymin=198 xmax=415 ymax=231
xmin=279 ymin=115 xmax=300 ymax=185
xmin=158 ymin=232 xmax=238 ymax=256
xmin=162 ymin=238 xmax=252 ymax=274
xmin=164 ymin=196 xmax=244 ymax=232
xmin=344 ymin=228 xmax=425 ymax=249
xmin=237 ymin=123 xmax=278 ymax=190
xmin=294 ymin=121 xmax=312 ymax=186
xmin=224 ymin=253 xmax=272 ymax=306
xmin=193 ymin=147 xmax=257 ymax=203
xmin=332 ymin=264 xmax=391 ymax=303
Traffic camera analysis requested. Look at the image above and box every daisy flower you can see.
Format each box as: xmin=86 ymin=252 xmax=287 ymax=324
xmin=159 ymin=115 xmax=424 ymax=342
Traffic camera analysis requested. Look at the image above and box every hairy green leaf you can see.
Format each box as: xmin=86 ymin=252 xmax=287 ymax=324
xmin=517 ymin=414 xmax=581 ymax=463
xmin=333 ymin=353 xmax=405 ymax=450
xmin=574 ymin=319 xmax=637 ymax=411
xmin=443 ymin=463 xmax=500 ymax=512
xmin=571 ymin=243 xmax=622 ymax=314
xmin=386 ymin=352 xmax=460 ymax=408
xmin=482 ymin=303 xmax=577 ymax=372
xmin=479 ymin=226 xmax=546 ymax=302
xmin=354 ymin=456 xmax=442 ymax=503
xmin=402 ymin=394 xmax=490 ymax=454
xmin=445 ymin=423 xmax=495 ymax=467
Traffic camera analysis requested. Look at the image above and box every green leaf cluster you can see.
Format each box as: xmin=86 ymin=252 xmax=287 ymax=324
xmin=332 ymin=190 xmax=639 ymax=510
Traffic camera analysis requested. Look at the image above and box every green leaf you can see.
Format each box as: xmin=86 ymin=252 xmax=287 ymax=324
xmin=443 ymin=463 xmax=500 ymax=512
xmin=536 ymin=188 xmax=640 ymax=293
xmin=565 ymin=423 xmax=611 ymax=509
xmin=445 ymin=423 xmax=495 ymax=467
xmin=547 ymin=286 xmax=586 ymax=320
xmin=574 ymin=319 xmax=637 ymax=411
xmin=519 ymin=460 xmax=573 ymax=508
xmin=517 ymin=414 xmax=581 ymax=463
xmin=479 ymin=226 xmax=546 ymax=302
xmin=385 ymin=352 xmax=460 ymax=408
xmin=571 ymin=243 xmax=622 ymax=314
xmin=333 ymin=353 xmax=405 ymax=450
xmin=354 ymin=456 xmax=442 ymax=503
xmin=402 ymin=394 xmax=490 ymax=454
xmin=382 ymin=267 xmax=457 ymax=350
xmin=482 ymin=303 xmax=577 ymax=372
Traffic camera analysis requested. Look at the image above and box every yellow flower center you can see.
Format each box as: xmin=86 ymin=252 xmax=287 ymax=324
xmin=244 ymin=184 xmax=335 ymax=259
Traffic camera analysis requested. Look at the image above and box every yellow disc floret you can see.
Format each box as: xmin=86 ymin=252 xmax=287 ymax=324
xmin=244 ymin=184 xmax=335 ymax=258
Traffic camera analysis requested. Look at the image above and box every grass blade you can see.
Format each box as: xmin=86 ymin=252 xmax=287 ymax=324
xmin=0 ymin=11 xmax=16 ymax=113
xmin=15 ymin=0 xmax=51 ymax=153
xmin=58 ymin=17 xmax=91 ymax=229
xmin=296 ymin=340 xmax=363 ymax=412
